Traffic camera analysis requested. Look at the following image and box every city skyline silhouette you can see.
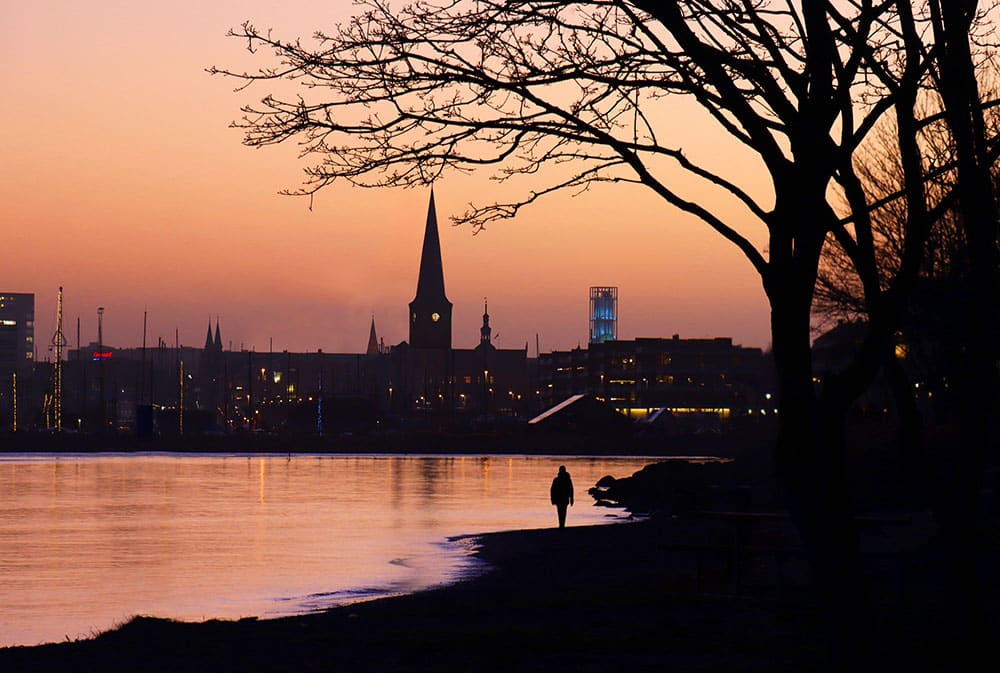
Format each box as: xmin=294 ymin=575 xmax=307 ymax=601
xmin=3 ymin=2 xmax=771 ymax=356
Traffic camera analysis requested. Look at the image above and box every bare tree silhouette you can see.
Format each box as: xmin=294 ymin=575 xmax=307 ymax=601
xmin=212 ymin=2 xmax=998 ymax=665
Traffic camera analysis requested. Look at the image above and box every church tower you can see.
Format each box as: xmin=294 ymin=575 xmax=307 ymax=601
xmin=204 ymin=318 xmax=222 ymax=353
xmin=480 ymin=299 xmax=492 ymax=347
xmin=408 ymin=190 xmax=452 ymax=349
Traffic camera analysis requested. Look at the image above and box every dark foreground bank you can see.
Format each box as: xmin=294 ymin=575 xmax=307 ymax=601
xmin=0 ymin=513 xmax=989 ymax=672
xmin=0 ymin=518 xmax=826 ymax=672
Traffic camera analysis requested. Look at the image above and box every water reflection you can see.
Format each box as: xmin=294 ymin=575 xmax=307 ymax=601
xmin=0 ymin=453 xmax=654 ymax=647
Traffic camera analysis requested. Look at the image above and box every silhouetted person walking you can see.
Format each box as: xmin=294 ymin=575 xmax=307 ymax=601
xmin=550 ymin=465 xmax=574 ymax=529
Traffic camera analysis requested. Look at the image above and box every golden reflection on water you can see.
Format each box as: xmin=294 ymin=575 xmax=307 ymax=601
xmin=258 ymin=455 xmax=265 ymax=504
xmin=0 ymin=453 xmax=654 ymax=647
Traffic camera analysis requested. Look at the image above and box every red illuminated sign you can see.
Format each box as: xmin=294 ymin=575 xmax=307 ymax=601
xmin=91 ymin=351 xmax=113 ymax=360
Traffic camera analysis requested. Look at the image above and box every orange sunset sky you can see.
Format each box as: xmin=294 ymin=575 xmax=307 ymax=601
xmin=3 ymin=2 xmax=772 ymax=357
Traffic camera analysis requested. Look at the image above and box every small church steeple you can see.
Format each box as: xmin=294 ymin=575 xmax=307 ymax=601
xmin=366 ymin=315 xmax=380 ymax=355
xmin=480 ymin=298 xmax=492 ymax=347
xmin=408 ymin=189 xmax=453 ymax=349
xmin=205 ymin=317 xmax=222 ymax=354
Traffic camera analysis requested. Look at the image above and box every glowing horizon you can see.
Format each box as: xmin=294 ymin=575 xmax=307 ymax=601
xmin=3 ymin=2 xmax=773 ymax=358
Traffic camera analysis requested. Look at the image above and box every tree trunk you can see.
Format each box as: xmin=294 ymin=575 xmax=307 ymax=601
xmin=769 ymin=282 xmax=880 ymax=667
xmin=930 ymin=3 xmax=996 ymax=666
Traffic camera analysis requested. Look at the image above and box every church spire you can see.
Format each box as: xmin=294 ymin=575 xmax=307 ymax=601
xmin=480 ymin=298 xmax=492 ymax=347
xmin=366 ymin=315 xmax=379 ymax=355
xmin=413 ymin=188 xmax=448 ymax=302
xmin=408 ymin=189 xmax=453 ymax=349
xmin=214 ymin=317 xmax=222 ymax=351
xmin=204 ymin=319 xmax=214 ymax=350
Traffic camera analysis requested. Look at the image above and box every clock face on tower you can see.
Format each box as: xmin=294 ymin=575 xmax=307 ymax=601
xmin=431 ymin=312 xmax=440 ymax=322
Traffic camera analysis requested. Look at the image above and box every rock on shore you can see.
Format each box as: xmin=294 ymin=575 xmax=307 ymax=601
xmin=589 ymin=458 xmax=753 ymax=514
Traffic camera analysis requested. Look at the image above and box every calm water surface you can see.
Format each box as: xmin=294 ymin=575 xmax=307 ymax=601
xmin=0 ymin=453 xmax=655 ymax=646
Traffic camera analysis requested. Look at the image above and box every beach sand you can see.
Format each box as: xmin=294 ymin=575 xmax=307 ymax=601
xmin=0 ymin=516 xmax=845 ymax=672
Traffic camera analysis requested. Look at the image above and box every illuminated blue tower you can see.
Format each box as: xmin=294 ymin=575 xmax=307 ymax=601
xmin=589 ymin=286 xmax=617 ymax=344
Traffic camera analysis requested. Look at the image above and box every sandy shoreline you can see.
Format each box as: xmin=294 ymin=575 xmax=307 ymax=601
xmin=0 ymin=516 xmax=845 ymax=672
